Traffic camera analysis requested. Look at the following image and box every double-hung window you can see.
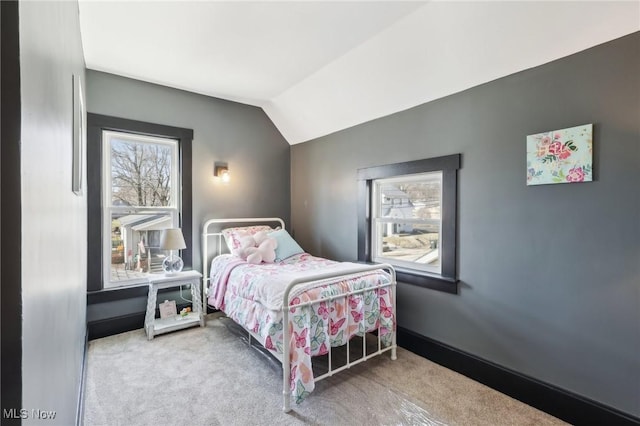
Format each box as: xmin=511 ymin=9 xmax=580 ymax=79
xmin=372 ymin=172 xmax=442 ymax=274
xmin=358 ymin=154 xmax=460 ymax=293
xmin=103 ymin=131 xmax=179 ymax=288
xmin=87 ymin=113 xmax=193 ymax=292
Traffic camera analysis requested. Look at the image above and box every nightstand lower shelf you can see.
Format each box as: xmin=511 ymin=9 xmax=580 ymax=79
xmin=150 ymin=312 xmax=201 ymax=335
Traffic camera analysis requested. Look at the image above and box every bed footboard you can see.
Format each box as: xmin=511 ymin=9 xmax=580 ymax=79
xmin=281 ymin=263 xmax=397 ymax=412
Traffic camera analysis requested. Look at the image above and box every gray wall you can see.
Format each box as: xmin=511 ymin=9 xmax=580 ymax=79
xmin=291 ymin=33 xmax=640 ymax=416
xmin=19 ymin=1 xmax=87 ymax=424
xmin=86 ymin=71 xmax=290 ymax=320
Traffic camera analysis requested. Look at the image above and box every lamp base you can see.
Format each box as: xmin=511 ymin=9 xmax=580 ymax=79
xmin=162 ymin=254 xmax=184 ymax=275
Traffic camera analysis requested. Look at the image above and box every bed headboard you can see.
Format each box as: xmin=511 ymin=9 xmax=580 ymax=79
xmin=201 ymin=217 xmax=285 ymax=286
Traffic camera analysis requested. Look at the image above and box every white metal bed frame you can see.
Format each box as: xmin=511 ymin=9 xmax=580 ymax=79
xmin=202 ymin=217 xmax=397 ymax=412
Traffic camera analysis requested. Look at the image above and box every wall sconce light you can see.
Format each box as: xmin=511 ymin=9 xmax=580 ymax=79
xmin=214 ymin=162 xmax=230 ymax=183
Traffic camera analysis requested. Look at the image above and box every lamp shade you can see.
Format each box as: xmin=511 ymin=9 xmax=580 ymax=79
xmin=160 ymin=228 xmax=186 ymax=250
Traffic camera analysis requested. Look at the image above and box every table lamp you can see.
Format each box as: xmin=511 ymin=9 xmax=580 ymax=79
xmin=160 ymin=228 xmax=186 ymax=275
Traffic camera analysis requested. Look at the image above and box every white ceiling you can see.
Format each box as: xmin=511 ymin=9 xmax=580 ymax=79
xmin=79 ymin=1 xmax=640 ymax=145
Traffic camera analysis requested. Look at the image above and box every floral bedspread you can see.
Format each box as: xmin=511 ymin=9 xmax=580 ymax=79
xmin=207 ymin=253 xmax=395 ymax=403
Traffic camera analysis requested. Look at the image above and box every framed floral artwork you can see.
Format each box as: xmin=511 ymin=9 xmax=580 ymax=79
xmin=526 ymin=123 xmax=593 ymax=186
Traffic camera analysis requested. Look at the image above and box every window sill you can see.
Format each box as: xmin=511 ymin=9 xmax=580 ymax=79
xmin=87 ymin=285 xmax=149 ymax=304
xmin=357 ymin=261 xmax=458 ymax=294
xmin=103 ymin=278 xmax=150 ymax=290
xmin=394 ymin=267 xmax=458 ymax=294
xmin=87 ymin=270 xmax=195 ymax=304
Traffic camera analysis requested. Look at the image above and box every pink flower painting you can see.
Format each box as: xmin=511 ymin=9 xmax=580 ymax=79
xmin=526 ymin=124 xmax=593 ymax=185
xmin=566 ymin=167 xmax=585 ymax=182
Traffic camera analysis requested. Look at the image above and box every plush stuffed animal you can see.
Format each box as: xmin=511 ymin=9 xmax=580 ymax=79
xmin=234 ymin=231 xmax=277 ymax=264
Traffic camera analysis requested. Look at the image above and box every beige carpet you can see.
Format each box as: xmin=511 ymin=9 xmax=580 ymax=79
xmin=83 ymin=314 xmax=566 ymax=426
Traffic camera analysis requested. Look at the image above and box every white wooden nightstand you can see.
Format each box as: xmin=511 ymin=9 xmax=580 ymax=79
xmin=145 ymin=270 xmax=204 ymax=340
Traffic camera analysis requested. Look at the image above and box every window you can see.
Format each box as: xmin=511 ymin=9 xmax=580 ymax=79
xmin=372 ymin=172 xmax=442 ymax=274
xmin=358 ymin=154 xmax=460 ymax=293
xmin=87 ymin=114 xmax=193 ymax=292
xmin=103 ymin=131 xmax=179 ymax=288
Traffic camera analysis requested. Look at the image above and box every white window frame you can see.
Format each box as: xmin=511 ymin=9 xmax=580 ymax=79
xmin=102 ymin=130 xmax=180 ymax=289
xmin=372 ymin=172 xmax=443 ymax=274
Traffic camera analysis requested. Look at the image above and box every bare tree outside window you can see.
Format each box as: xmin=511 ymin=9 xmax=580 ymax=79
xmin=111 ymin=139 xmax=173 ymax=207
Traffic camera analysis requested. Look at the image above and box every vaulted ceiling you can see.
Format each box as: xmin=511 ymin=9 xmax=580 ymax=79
xmin=79 ymin=1 xmax=639 ymax=145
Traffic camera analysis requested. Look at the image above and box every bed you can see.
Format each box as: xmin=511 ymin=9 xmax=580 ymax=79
xmin=202 ymin=218 xmax=397 ymax=412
